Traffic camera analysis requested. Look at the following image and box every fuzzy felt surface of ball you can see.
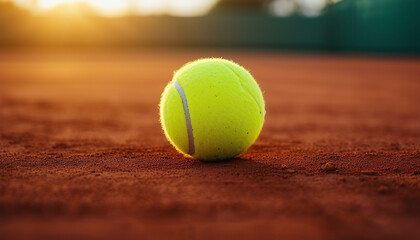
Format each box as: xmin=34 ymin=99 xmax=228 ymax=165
xmin=159 ymin=58 xmax=265 ymax=161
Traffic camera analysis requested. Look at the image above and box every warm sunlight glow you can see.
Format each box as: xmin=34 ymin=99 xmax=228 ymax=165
xmin=134 ymin=0 xmax=218 ymax=16
xmin=168 ymin=0 xmax=218 ymax=16
xmin=87 ymin=0 xmax=129 ymax=17
xmin=38 ymin=0 xmax=68 ymax=10
xmin=6 ymin=0 xmax=220 ymax=17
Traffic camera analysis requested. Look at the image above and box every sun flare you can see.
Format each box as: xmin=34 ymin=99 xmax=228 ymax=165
xmin=38 ymin=0 xmax=67 ymax=10
xmin=8 ymin=0 xmax=219 ymax=17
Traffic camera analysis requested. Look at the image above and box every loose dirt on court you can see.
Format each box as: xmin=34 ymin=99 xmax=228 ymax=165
xmin=0 ymin=50 xmax=419 ymax=240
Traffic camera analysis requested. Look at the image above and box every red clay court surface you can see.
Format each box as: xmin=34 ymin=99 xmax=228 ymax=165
xmin=0 ymin=50 xmax=419 ymax=240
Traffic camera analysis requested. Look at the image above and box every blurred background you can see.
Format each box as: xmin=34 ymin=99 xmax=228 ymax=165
xmin=1 ymin=0 xmax=419 ymax=54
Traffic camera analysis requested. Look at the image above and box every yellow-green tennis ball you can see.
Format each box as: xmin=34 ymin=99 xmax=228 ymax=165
xmin=159 ymin=58 xmax=265 ymax=161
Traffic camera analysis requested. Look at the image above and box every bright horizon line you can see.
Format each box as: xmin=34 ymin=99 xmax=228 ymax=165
xmin=6 ymin=0 xmax=220 ymax=17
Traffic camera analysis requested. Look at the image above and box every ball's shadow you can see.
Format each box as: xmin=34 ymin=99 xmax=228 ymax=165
xmin=197 ymin=157 xmax=247 ymax=164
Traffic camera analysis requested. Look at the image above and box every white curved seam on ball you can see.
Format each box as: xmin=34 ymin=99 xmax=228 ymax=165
xmin=172 ymin=81 xmax=195 ymax=155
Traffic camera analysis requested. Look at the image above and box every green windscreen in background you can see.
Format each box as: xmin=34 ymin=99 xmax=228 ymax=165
xmin=0 ymin=0 xmax=419 ymax=54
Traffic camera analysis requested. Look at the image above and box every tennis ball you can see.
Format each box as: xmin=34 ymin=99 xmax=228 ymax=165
xmin=159 ymin=58 xmax=265 ymax=161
